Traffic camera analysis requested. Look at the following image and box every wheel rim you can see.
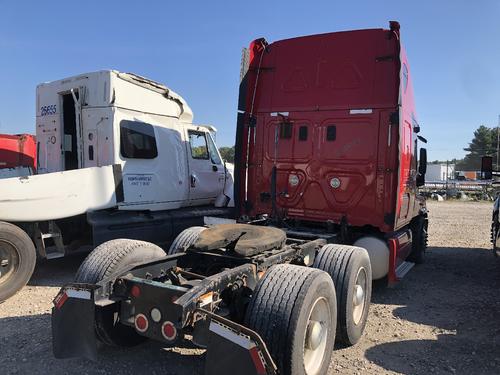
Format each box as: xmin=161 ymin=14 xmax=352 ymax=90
xmin=352 ymin=267 xmax=367 ymax=325
xmin=303 ymin=297 xmax=330 ymax=375
xmin=0 ymin=239 xmax=20 ymax=286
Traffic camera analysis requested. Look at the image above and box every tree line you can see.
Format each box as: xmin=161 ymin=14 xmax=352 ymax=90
xmin=432 ymin=125 xmax=499 ymax=171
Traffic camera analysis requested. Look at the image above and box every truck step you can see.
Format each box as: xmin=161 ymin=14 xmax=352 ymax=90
xmin=45 ymin=249 xmax=65 ymax=260
xmin=41 ymin=233 xmax=62 ymax=239
xmin=395 ymin=261 xmax=415 ymax=280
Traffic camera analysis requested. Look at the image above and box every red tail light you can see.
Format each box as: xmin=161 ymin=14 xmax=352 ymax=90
xmin=134 ymin=314 xmax=149 ymax=333
xmin=161 ymin=321 xmax=177 ymax=341
xmin=130 ymin=285 xmax=141 ymax=298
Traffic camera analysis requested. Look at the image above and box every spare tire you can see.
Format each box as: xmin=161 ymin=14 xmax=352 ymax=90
xmin=168 ymin=226 xmax=206 ymax=255
xmin=0 ymin=221 xmax=36 ymax=302
xmin=75 ymin=239 xmax=166 ymax=346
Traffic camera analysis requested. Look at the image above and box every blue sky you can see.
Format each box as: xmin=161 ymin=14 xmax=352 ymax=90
xmin=0 ymin=0 xmax=499 ymax=161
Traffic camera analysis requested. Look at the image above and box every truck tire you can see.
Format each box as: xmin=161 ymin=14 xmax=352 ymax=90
xmin=168 ymin=226 xmax=206 ymax=255
xmin=491 ymin=211 xmax=500 ymax=257
xmin=75 ymin=239 xmax=166 ymax=346
xmin=313 ymin=244 xmax=372 ymax=347
xmin=245 ymin=264 xmax=337 ymax=375
xmin=408 ymin=215 xmax=428 ymax=264
xmin=0 ymin=221 xmax=36 ymax=302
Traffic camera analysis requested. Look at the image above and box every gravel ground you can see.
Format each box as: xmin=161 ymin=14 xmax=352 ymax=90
xmin=1 ymin=201 xmax=499 ymax=374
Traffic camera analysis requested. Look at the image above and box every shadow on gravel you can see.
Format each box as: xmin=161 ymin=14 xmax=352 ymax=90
xmin=366 ymin=246 xmax=500 ymax=374
xmin=1 ymin=312 xmax=205 ymax=375
xmin=28 ymin=253 xmax=88 ymax=287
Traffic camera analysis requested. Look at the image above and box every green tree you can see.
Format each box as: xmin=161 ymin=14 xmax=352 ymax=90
xmin=218 ymin=146 xmax=235 ymax=163
xmin=460 ymin=125 xmax=499 ymax=170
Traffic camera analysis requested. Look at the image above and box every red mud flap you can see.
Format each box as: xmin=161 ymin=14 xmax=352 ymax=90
xmin=204 ymin=312 xmax=277 ymax=375
xmin=51 ymin=284 xmax=98 ymax=360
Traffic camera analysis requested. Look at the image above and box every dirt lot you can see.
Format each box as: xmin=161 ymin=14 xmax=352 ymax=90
xmin=1 ymin=201 xmax=499 ymax=374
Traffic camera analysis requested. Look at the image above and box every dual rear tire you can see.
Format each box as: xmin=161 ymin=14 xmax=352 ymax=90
xmin=244 ymin=245 xmax=372 ymax=374
xmin=75 ymin=239 xmax=166 ymax=346
xmin=245 ymin=264 xmax=337 ymax=375
xmin=313 ymin=244 xmax=372 ymax=347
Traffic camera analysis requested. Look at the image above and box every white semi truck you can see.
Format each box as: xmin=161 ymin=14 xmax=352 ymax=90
xmin=0 ymin=71 xmax=233 ymax=301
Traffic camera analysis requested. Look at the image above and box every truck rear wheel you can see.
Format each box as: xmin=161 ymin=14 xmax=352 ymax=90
xmin=245 ymin=264 xmax=337 ymax=375
xmin=313 ymin=244 xmax=372 ymax=347
xmin=168 ymin=226 xmax=206 ymax=255
xmin=491 ymin=211 xmax=500 ymax=257
xmin=0 ymin=221 xmax=36 ymax=302
xmin=75 ymin=239 xmax=166 ymax=346
xmin=408 ymin=215 xmax=428 ymax=264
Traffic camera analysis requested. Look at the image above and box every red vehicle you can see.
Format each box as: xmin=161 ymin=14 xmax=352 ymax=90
xmin=0 ymin=133 xmax=36 ymax=174
xmin=235 ymin=21 xmax=428 ymax=283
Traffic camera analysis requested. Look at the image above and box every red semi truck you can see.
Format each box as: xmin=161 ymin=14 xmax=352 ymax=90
xmin=52 ymin=22 xmax=427 ymax=375
xmin=0 ymin=134 xmax=36 ymax=177
xmin=235 ymin=20 xmax=428 ymax=284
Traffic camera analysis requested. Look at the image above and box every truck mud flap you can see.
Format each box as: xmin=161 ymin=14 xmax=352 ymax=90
xmin=51 ymin=284 xmax=97 ymax=360
xmin=204 ymin=312 xmax=277 ymax=375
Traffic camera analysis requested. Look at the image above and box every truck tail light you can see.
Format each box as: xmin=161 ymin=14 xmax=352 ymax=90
xmin=161 ymin=321 xmax=177 ymax=341
xmin=130 ymin=285 xmax=141 ymax=298
xmin=134 ymin=314 xmax=149 ymax=333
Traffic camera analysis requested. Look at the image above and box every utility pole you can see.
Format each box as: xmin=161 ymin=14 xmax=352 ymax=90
xmin=445 ymin=159 xmax=449 ymax=200
xmin=497 ymin=115 xmax=500 ymax=171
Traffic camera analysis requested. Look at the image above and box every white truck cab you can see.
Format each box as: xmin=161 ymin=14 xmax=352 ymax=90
xmin=0 ymin=71 xmax=233 ymax=301
xmin=36 ymin=70 xmax=229 ymax=210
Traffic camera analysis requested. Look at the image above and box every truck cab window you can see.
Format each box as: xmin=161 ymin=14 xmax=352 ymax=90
xmin=189 ymin=131 xmax=209 ymax=159
xmin=326 ymin=125 xmax=336 ymax=141
xmin=120 ymin=120 xmax=158 ymax=159
xmin=206 ymin=133 xmax=222 ymax=165
xmin=279 ymin=122 xmax=293 ymax=139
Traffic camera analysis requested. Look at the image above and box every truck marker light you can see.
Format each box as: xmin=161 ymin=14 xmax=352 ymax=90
xmin=198 ymin=292 xmax=214 ymax=307
xmin=130 ymin=285 xmax=141 ymax=298
xmin=150 ymin=308 xmax=162 ymax=323
xmin=161 ymin=321 xmax=177 ymax=341
xmin=134 ymin=314 xmax=149 ymax=333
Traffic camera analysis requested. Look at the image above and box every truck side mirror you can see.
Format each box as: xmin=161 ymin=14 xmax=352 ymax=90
xmin=481 ymin=156 xmax=493 ymax=180
xmin=416 ymin=148 xmax=427 ymax=187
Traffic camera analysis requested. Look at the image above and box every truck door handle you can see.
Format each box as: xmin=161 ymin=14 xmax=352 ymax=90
xmin=212 ymin=165 xmax=218 ymax=172
xmin=191 ymin=174 xmax=196 ymax=187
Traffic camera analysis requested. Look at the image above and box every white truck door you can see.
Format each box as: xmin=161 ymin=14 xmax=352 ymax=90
xmin=187 ymin=129 xmax=225 ymax=205
xmin=120 ymin=120 xmax=189 ymax=211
